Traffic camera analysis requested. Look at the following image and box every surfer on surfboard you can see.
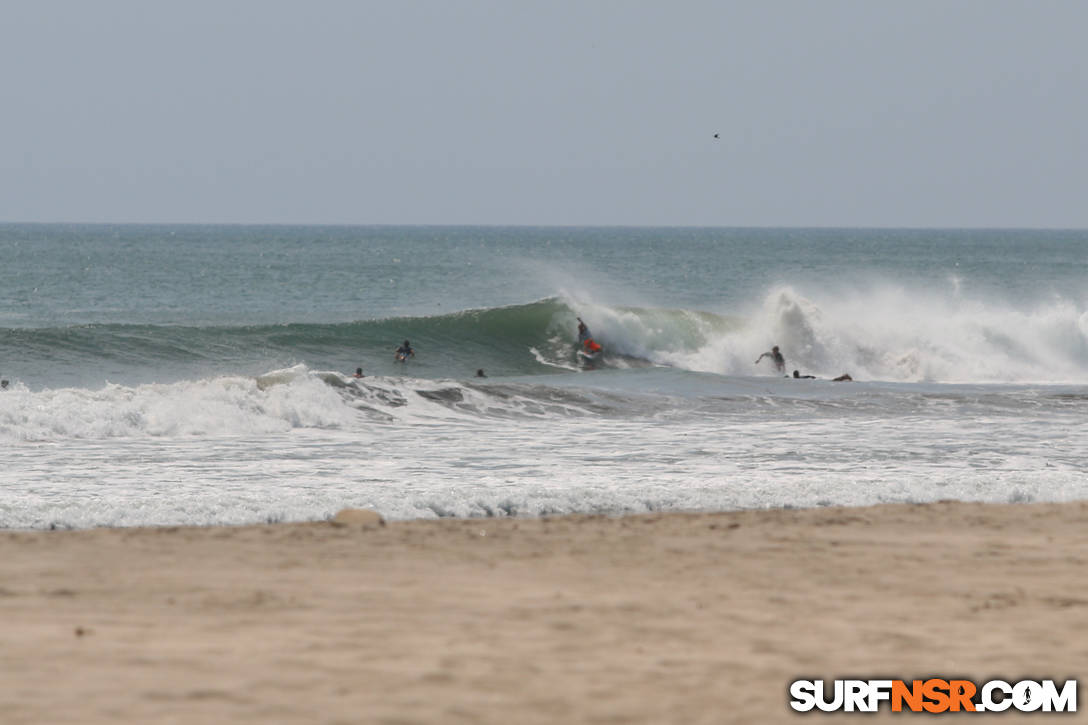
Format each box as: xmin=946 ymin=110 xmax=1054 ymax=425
xmin=576 ymin=317 xmax=603 ymax=366
xmin=395 ymin=340 xmax=415 ymax=362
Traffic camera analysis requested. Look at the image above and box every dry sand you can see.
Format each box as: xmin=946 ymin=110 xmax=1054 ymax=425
xmin=2 ymin=501 xmax=1087 ymax=724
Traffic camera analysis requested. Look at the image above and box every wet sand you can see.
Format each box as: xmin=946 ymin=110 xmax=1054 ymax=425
xmin=2 ymin=501 xmax=1086 ymax=724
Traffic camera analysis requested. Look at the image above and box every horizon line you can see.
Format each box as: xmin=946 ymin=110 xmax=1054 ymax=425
xmin=2 ymin=220 xmax=1087 ymax=233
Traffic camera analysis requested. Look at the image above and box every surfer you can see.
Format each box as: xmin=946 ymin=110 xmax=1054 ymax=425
xmin=577 ymin=318 xmax=603 ymax=355
xmin=792 ymin=370 xmax=815 ymax=379
xmin=475 ymin=369 xmax=487 ymax=378
xmin=395 ymin=340 xmax=415 ymax=362
xmin=575 ymin=317 xmax=603 ymax=370
xmin=352 ymin=367 xmax=365 ymax=378
xmin=577 ymin=317 xmax=591 ymax=344
xmin=832 ymin=373 xmax=853 ymax=382
xmin=755 ymin=345 xmax=785 ymax=373
xmin=577 ymin=317 xmax=602 ymax=352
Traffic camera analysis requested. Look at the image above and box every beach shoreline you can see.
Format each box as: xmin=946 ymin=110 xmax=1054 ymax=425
xmin=2 ymin=501 xmax=1085 ymax=723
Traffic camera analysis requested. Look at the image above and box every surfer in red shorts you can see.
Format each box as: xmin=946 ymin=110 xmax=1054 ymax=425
xmin=576 ymin=317 xmax=603 ymax=367
xmin=577 ymin=318 xmax=601 ymax=352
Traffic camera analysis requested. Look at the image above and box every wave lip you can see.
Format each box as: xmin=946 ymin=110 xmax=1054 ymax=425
xmin=737 ymin=284 xmax=1088 ymax=384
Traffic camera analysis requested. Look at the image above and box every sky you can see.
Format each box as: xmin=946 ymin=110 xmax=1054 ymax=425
xmin=2 ymin=1 xmax=1086 ymax=227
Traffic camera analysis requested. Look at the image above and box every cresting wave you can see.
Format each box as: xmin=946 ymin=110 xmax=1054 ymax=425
xmin=3 ymin=285 xmax=1087 ymax=389
xmin=571 ymin=285 xmax=1088 ymax=384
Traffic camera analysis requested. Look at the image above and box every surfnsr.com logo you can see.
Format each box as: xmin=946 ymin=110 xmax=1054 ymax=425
xmin=789 ymin=679 xmax=1076 ymax=713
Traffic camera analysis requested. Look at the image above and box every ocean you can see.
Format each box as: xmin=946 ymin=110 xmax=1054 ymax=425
xmin=2 ymin=224 xmax=1086 ymax=529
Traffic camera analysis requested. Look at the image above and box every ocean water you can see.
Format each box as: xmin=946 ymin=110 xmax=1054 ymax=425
xmin=2 ymin=224 xmax=1086 ymax=529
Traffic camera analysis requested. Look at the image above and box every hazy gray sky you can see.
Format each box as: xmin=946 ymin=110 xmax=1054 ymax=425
xmin=2 ymin=1 xmax=1085 ymax=227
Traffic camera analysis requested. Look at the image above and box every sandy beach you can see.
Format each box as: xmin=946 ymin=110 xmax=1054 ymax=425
xmin=2 ymin=501 xmax=1086 ymax=724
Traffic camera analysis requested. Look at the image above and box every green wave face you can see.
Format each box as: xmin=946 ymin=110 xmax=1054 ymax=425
xmin=1 ymin=298 xmax=742 ymax=387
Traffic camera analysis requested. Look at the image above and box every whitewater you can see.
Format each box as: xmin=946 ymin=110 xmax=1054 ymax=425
xmin=1 ymin=224 xmax=1086 ymax=529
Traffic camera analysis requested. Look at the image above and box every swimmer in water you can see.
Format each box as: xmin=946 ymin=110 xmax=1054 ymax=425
xmin=755 ymin=345 xmax=785 ymax=373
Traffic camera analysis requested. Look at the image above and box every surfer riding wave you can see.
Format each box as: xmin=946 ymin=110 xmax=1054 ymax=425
xmin=576 ymin=317 xmax=603 ymax=365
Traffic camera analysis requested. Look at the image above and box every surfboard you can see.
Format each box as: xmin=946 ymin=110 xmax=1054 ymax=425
xmin=579 ymin=338 xmax=602 ymax=359
xmin=577 ymin=346 xmax=603 ymax=366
